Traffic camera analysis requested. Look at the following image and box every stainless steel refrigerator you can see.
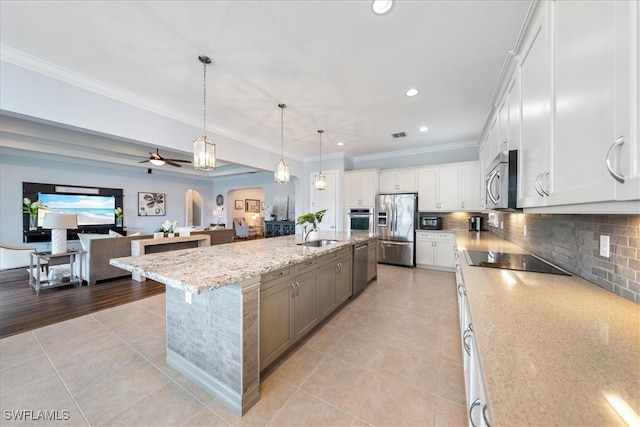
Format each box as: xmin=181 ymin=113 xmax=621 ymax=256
xmin=376 ymin=193 xmax=416 ymax=267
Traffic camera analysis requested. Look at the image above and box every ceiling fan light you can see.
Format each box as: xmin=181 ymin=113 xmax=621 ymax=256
xmin=314 ymin=172 xmax=327 ymax=191
xmin=149 ymin=158 xmax=165 ymax=166
xmin=194 ymin=134 xmax=216 ymax=170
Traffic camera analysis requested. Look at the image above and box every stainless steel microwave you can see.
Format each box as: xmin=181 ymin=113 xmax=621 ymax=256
xmin=485 ymin=149 xmax=520 ymax=211
xmin=419 ymin=215 xmax=443 ymax=230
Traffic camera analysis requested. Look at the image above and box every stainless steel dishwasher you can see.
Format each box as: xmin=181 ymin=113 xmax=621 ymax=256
xmin=353 ymin=242 xmax=368 ymax=296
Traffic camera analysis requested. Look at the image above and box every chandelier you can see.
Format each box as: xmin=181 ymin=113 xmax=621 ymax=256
xmin=193 ymin=55 xmax=216 ymax=171
xmin=314 ymin=130 xmax=326 ymax=190
xmin=274 ymin=103 xmax=290 ymax=183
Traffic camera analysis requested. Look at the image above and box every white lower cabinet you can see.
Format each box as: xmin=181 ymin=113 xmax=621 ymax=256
xmin=455 ymin=246 xmax=493 ymax=427
xmin=416 ymin=231 xmax=455 ymax=270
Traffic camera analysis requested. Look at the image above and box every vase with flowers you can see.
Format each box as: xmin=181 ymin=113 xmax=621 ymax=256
xmin=23 ymin=198 xmax=43 ymax=230
xmin=115 ymin=207 xmax=124 ymax=227
xmin=158 ymin=219 xmax=179 ymax=237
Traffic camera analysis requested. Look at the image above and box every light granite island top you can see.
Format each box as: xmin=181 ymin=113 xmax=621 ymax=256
xmin=111 ymin=231 xmax=376 ymax=295
xmin=110 ymin=231 xmax=377 ymax=416
xmin=453 ymin=231 xmax=640 ymax=427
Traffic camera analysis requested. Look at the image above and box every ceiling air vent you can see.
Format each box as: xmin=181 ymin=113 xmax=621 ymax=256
xmin=391 ymin=132 xmax=407 ymax=138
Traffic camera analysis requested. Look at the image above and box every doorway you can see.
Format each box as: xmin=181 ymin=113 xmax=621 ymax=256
xmin=185 ymin=189 xmax=203 ymax=227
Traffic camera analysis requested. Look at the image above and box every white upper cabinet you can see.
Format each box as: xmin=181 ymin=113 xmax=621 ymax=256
xmin=461 ymin=162 xmax=482 ymax=211
xmin=418 ymin=162 xmax=481 ymax=212
xmin=549 ymin=0 xmax=634 ymax=206
xmin=517 ymin=1 xmax=552 ymax=208
xmin=344 ymin=169 xmax=378 ymax=208
xmin=379 ymin=168 xmax=418 ymax=193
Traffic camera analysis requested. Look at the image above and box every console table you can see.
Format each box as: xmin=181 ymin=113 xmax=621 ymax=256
xmin=264 ymin=221 xmax=295 ymax=238
xmin=131 ymin=235 xmax=210 ymax=282
xmin=29 ymin=250 xmax=84 ymax=295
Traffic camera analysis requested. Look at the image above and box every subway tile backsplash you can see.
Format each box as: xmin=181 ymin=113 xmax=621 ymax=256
xmin=488 ymin=213 xmax=640 ymax=304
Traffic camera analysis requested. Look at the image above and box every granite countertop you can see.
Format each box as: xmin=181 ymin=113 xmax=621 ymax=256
xmin=110 ymin=231 xmax=376 ymax=294
xmin=453 ymin=231 xmax=640 ymax=427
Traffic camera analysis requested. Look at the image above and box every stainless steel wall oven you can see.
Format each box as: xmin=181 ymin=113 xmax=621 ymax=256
xmin=347 ymin=208 xmax=374 ymax=232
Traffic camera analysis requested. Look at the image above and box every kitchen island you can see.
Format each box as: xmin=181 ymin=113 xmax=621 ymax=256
xmin=453 ymin=231 xmax=639 ymax=426
xmin=110 ymin=231 xmax=376 ymax=416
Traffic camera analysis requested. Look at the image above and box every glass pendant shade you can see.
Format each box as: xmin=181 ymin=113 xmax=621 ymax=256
xmin=194 ymin=134 xmax=216 ymax=170
xmin=314 ymin=172 xmax=327 ymax=190
xmin=274 ymin=159 xmax=290 ymax=184
xmin=193 ymin=55 xmax=216 ymax=171
xmin=274 ymin=103 xmax=290 ymax=183
xmin=149 ymin=159 xmax=165 ymax=166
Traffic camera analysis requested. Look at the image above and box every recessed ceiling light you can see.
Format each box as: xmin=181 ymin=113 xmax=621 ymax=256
xmin=371 ymin=0 xmax=394 ymax=15
xmin=405 ymin=88 xmax=419 ymax=97
xmin=337 ymin=141 xmax=344 ymax=146
xmin=419 ymin=126 xmax=429 ymax=132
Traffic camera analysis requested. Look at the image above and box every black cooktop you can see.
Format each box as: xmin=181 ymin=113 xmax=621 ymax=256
xmin=464 ymin=250 xmax=570 ymax=276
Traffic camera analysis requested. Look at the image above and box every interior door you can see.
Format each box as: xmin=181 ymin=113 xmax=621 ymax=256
xmin=310 ymin=171 xmax=337 ymax=232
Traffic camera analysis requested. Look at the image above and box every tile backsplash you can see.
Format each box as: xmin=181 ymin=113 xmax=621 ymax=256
xmin=488 ymin=213 xmax=640 ymax=304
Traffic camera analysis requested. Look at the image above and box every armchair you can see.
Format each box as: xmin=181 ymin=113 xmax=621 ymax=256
xmin=0 ymin=243 xmax=36 ymax=270
xmin=233 ymin=218 xmax=257 ymax=239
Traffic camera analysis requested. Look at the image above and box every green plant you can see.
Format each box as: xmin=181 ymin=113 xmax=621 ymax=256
xmin=296 ymin=209 xmax=327 ymax=229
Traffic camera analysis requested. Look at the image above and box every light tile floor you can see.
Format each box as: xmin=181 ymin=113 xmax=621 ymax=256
xmin=0 ymin=265 xmax=466 ymax=426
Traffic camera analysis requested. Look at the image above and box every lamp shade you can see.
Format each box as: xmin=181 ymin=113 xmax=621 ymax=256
xmin=43 ymin=213 xmax=78 ymax=229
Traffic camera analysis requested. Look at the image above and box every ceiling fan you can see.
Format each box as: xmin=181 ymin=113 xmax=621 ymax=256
xmin=139 ymin=148 xmax=192 ymax=167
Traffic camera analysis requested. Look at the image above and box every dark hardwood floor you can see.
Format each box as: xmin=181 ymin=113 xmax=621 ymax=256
xmin=0 ymin=269 xmax=165 ymax=339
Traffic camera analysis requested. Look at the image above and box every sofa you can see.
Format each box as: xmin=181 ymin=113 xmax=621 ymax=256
xmin=78 ymin=233 xmax=154 ymax=285
xmin=77 ymin=228 xmax=235 ymax=285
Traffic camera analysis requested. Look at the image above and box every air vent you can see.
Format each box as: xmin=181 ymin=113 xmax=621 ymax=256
xmin=391 ymin=132 xmax=407 ymax=138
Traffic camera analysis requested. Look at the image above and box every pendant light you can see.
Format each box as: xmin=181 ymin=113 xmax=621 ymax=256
xmin=314 ymin=129 xmax=327 ymax=191
xmin=193 ymin=55 xmax=216 ymax=170
xmin=274 ymin=103 xmax=290 ymax=183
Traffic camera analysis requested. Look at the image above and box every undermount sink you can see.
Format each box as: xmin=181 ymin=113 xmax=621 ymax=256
xmin=298 ymin=239 xmax=340 ymax=247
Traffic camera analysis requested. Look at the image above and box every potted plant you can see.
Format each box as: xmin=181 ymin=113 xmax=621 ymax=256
xmin=296 ymin=209 xmax=327 ymax=241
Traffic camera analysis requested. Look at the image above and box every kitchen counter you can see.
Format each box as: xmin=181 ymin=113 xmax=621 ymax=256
xmin=454 ymin=231 xmax=640 ymax=426
xmin=111 ymin=231 xmax=376 ymax=294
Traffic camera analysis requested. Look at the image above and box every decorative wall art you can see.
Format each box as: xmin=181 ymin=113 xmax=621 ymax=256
xmin=235 ymin=200 xmax=244 ymax=210
xmin=245 ymin=199 xmax=260 ymax=213
xmin=138 ymin=192 xmax=166 ymax=216
xmin=216 ymin=194 xmax=224 ymax=207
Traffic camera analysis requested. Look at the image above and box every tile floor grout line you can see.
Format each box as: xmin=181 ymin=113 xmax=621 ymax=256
xmin=31 ymin=330 xmax=92 ymax=426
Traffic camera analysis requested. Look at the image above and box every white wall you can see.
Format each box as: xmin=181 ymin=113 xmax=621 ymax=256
xmin=0 ymin=152 xmax=214 ymax=250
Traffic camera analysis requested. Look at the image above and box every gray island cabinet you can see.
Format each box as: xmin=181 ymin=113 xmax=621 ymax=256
xmin=110 ymin=231 xmax=375 ymax=416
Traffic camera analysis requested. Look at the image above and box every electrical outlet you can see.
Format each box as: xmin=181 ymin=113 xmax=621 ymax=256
xmin=523 ymin=225 xmax=527 ymax=236
xmin=600 ymin=235 xmax=610 ymax=258
xmin=500 ymin=221 xmax=504 ymax=229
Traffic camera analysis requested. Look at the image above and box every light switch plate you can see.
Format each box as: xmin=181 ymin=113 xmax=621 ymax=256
xmin=600 ymin=235 xmax=610 ymax=258
xmin=523 ymin=225 xmax=527 ymax=236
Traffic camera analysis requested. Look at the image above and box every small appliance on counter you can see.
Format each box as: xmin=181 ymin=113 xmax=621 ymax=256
xmin=419 ymin=214 xmax=443 ymax=230
xmin=469 ymin=216 xmax=482 ymax=231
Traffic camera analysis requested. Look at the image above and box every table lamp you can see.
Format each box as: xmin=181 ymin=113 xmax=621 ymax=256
xmin=43 ymin=213 xmax=78 ymax=254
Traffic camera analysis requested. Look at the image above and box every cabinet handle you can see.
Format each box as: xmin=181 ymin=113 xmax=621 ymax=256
xmin=486 ymin=169 xmax=500 ymax=204
xmin=463 ymin=325 xmax=473 ymax=356
xmin=291 ymin=283 xmax=296 ymax=298
xmin=482 ymin=403 xmax=492 ymax=427
xmin=458 ymin=284 xmax=466 ymax=296
xmin=541 ymin=171 xmax=550 ymax=196
xmin=469 ymin=398 xmax=482 ymax=427
xmin=271 ymin=271 xmax=284 ymax=278
xmin=295 ymin=282 xmax=300 ymax=296
xmin=606 ymin=136 xmax=625 ymax=183
xmin=461 ymin=201 xmax=465 ymax=209
xmin=534 ymin=172 xmax=544 ymax=197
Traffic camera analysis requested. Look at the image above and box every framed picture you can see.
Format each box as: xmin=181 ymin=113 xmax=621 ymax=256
xmin=235 ymin=200 xmax=244 ymax=210
xmin=138 ymin=192 xmax=166 ymax=216
xmin=245 ymin=199 xmax=260 ymax=213
xmin=261 ymin=201 xmax=265 ymax=210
